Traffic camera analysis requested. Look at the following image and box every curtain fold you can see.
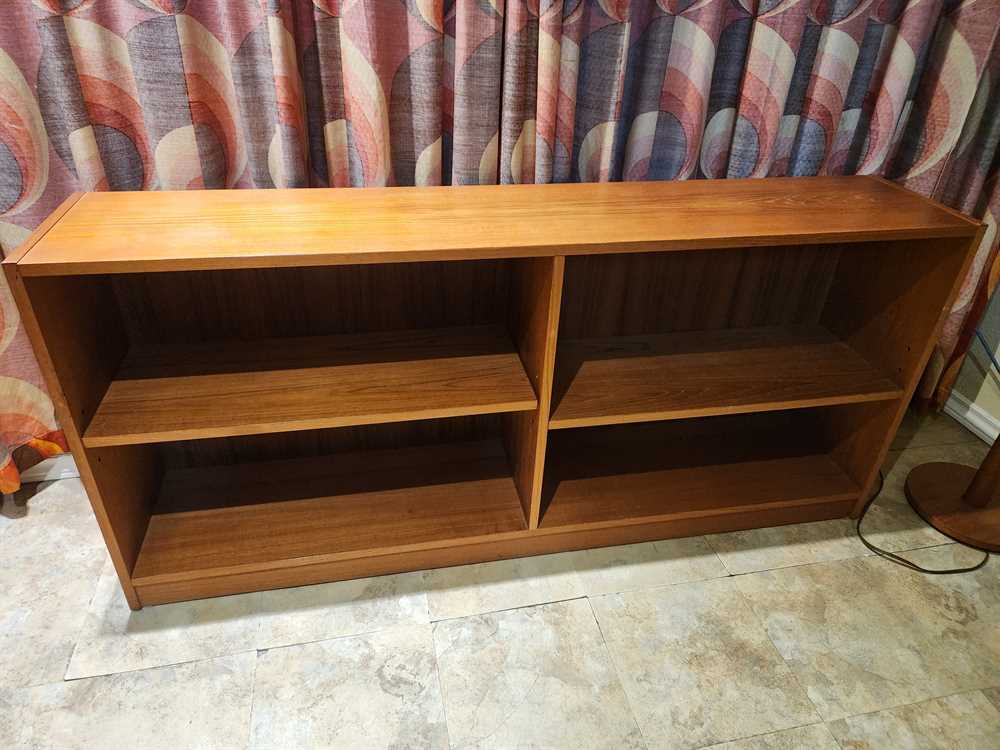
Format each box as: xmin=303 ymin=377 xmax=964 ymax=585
xmin=1 ymin=0 xmax=998 ymax=491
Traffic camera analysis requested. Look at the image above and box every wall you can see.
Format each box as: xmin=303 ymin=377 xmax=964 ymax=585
xmin=950 ymin=285 xmax=1000 ymax=442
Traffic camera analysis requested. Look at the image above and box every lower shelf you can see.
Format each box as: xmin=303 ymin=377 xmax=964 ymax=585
xmin=539 ymin=416 xmax=860 ymax=531
xmin=128 ymin=412 xmax=866 ymax=605
xmin=131 ymin=439 xmax=528 ymax=585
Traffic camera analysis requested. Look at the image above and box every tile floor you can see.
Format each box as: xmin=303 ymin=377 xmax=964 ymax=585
xmin=1 ymin=411 xmax=998 ymax=749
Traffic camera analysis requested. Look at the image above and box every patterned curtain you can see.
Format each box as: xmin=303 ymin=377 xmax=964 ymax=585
xmin=1 ymin=0 xmax=998 ymax=492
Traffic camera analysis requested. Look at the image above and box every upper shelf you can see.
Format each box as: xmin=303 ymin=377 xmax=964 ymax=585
xmin=549 ymin=325 xmax=903 ymax=429
xmin=10 ymin=177 xmax=980 ymax=276
xmin=82 ymin=325 xmax=537 ymax=447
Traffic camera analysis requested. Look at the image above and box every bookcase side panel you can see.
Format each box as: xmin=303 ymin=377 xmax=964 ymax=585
xmin=8 ymin=270 xmax=146 ymax=608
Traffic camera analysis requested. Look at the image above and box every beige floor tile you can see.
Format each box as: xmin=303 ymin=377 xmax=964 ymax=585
xmin=256 ymin=571 xmax=429 ymax=649
xmin=433 ymin=599 xmax=643 ymax=749
xmin=826 ymin=690 xmax=1000 ymax=749
xmin=701 ymin=723 xmax=840 ymax=749
xmin=249 ymin=624 xmax=447 ymax=749
xmin=861 ymin=443 xmax=988 ymax=553
xmin=423 ymin=552 xmax=584 ymax=621
xmin=568 ymin=536 xmax=727 ymax=595
xmin=0 ymin=688 xmax=22 ymax=748
xmin=65 ymin=560 xmax=261 ymax=678
xmin=591 ymin=577 xmax=819 ymax=750
xmin=4 ymin=653 xmax=254 ymax=750
xmin=0 ymin=479 xmax=105 ymax=572
xmin=985 ymin=686 xmax=1000 ymax=711
xmin=708 ymin=518 xmax=870 ymax=575
xmin=0 ymin=479 xmax=106 ymax=687
xmin=0 ymin=478 xmax=102 ymax=543
xmin=736 ymin=545 xmax=1000 ymax=721
xmin=891 ymin=410 xmax=980 ymax=451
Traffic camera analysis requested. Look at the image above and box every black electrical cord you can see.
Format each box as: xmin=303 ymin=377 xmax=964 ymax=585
xmin=855 ymin=469 xmax=989 ymax=573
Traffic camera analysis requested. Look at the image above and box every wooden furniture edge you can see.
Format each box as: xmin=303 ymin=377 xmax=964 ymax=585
xmin=528 ymin=256 xmax=564 ymax=527
xmin=1 ymin=192 xmax=83 ymax=265
xmin=132 ymin=484 xmax=854 ymax=587
xmin=2 ymin=261 xmax=142 ymax=608
xmin=849 ymin=224 xmax=989 ymax=516
xmin=13 ymin=226 xmax=982 ymax=276
xmin=548 ymin=390 xmax=905 ymax=430
xmin=82 ymin=399 xmax=540 ymax=448
xmin=133 ymin=496 xmax=855 ymax=605
xmin=867 ymin=175 xmax=984 ymax=229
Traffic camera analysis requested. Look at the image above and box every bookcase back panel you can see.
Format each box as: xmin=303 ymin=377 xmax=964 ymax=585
xmin=559 ymin=244 xmax=842 ymax=339
xmin=822 ymin=237 xmax=973 ymax=390
xmin=111 ymin=260 xmax=511 ymax=344
xmin=158 ymin=415 xmax=503 ymax=470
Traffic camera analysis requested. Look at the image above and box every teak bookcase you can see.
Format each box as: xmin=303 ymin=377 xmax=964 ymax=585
xmin=5 ymin=176 xmax=983 ymax=608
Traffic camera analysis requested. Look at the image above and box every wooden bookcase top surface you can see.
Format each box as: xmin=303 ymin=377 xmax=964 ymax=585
xmin=9 ymin=176 xmax=979 ymax=276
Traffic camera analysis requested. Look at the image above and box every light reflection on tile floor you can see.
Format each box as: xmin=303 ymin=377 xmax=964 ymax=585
xmin=2 ymin=413 xmax=997 ymax=749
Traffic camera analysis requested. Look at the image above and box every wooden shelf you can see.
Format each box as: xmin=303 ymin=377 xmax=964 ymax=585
xmin=132 ymin=439 xmax=527 ymax=584
xmin=549 ymin=325 xmax=903 ymax=429
xmin=540 ymin=420 xmax=859 ymax=531
xmin=83 ymin=325 xmax=538 ymax=447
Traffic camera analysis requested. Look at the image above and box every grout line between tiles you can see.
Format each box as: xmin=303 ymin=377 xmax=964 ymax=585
xmin=724 ymin=554 xmax=863 ymax=578
xmin=822 ymin=684 xmax=1000 ymax=726
xmin=701 ymin=536 xmax=739 ymax=577
xmin=244 ymin=650 xmax=260 ymax=750
xmin=585 ymin=596 xmax=649 ymax=749
xmin=59 ymin=556 xmax=114 ymax=684
xmin=691 ymin=722 xmax=837 ymax=750
xmin=720 ymin=537 xmax=988 ymax=580
xmin=427 ymin=625 xmax=454 ymax=750
xmin=62 ymin=647 xmax=262 ymax=683
xmin=254 ymin=619 xmax=434 ymax=658
xmin=427 ymin=593 xmax=589 ymax=624
xmin=730 ymin=577 xmax=827 ymax=728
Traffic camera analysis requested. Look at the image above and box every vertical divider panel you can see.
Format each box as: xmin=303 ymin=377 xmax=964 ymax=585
xmin=4 ymin=269 xmax=149 ymax=609
xmin=503 ymin=256 xmax=565 ymax=527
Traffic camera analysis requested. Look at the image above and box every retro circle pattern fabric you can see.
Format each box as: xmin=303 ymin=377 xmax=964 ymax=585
xmin=1 ymin=0 xmax=998 ymax=490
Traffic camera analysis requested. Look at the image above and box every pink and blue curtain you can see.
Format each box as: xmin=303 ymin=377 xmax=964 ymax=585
xmin=2 ymin=0 xmax=999 ymax=491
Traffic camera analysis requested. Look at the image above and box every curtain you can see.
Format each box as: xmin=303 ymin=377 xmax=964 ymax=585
xmin=1 ymin=0 xmax=998 ymax=492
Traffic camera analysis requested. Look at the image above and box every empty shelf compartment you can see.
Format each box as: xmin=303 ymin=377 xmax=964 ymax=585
xmin=132 ymin=438 xmax=528 ymax=584
xmin=540 ymin=412 xmax=861 ymax=531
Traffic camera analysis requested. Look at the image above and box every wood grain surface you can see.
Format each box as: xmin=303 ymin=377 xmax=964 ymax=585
xmin=84 ymin=325 xmax=537 ymax=447
xmin=15 ymin=177 xmax=979 ymax=275
xmin=550 ymin=325 xmax=903 ymax=429
xmin=541 ymin=416 xmax=859 ymax=530
xmin=132 ymin=439 xmax=527 ymax=583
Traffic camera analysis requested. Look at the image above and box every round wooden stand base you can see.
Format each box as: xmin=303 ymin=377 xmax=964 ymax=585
xmin=905 ymin=462 xmax=1000 ymax=553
